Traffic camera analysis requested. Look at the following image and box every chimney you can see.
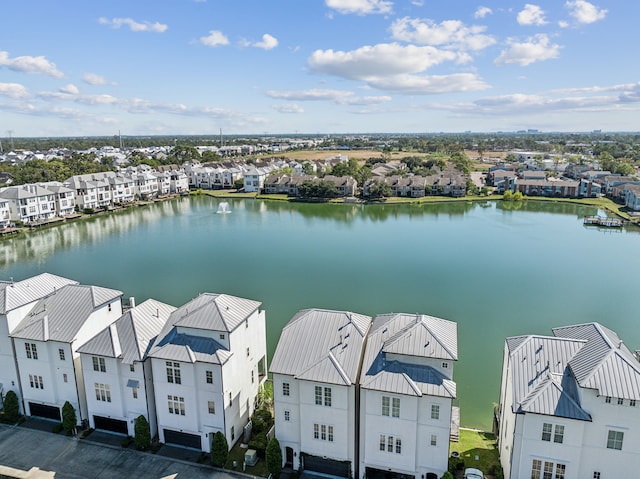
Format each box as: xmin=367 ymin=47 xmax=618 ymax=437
xmin=129 ymin=297 xmax=135 ymax=309
xmin=43 ymin=315 xmax=49 ymax=341
xmin=110 ymin=323 xmax=122 ymax=358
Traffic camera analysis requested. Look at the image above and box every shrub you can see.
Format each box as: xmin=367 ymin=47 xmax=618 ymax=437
xmin=448 ymin=457 xmax=465 ymax=473
xmin=266 ymin=437 xmax=282 ymax=479
xmin=2 ymin=390 xmax=20 ymax=423
xmin=134 ymin=415 xmax=151 ymax=450
xmin=248 ymin=432 xmax=268 ymax=459
xmin=61 ymin=401 xmax=77 ymax=434
xmin=211 ymin=431 xmax=228 ymax=467
xmin=442 ymin=472 xmax=455 ymax=479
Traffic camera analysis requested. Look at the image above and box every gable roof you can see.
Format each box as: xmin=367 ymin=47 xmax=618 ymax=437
xmin=0 ymin=273 xmax=77 ymax=315
xmin=78 ymin=298 xmax=175 ymax=363
xmin=269 ymin=308 xmax=372 ymax=386
xmin=11 ymin=284 xmax=123 ymax=343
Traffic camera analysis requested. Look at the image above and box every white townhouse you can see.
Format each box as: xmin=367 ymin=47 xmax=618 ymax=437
xmin=270 ymin=309 xmax=373 ymax=479
xmin=42 ymin=183 xmax=76 ymax=217
xmin=134 ymin=171 xmax=159 ymax=200
xmin=497 ymin=322 xmax=640 ymax=479
xmin=0 ymin=199 xmax=10 ymax=228
xmin=194 ymin=167 xmax=216 ymax=190
xmin=148 ymin=293 xmax=267 ymax=452
xmin=109 ymin=175 xmax=135 ymax=205
xmin=0 ymin=185 xmax=56 ymax=224
xmin=11 ymin=283 xmax=123 ymax=423
xmin=0 ymin=273 xmax=77 ymax=407
xmin=65 ymin=177 xmax=99 ymax=211
xmin=77 ymin=298 xmax=175 ymax=436
xmin=153 ymin=171 xmax=171 ymax=196
xmin=169 ymin=169 xmax=189 ymax=194
xmin=359 ymin=314 xmax=458 ymax=479
xmin=242 ymin=166 xmax=270 ymax=193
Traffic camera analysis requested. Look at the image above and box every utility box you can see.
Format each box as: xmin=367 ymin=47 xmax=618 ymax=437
xmin=245 ymin=449 xmax=258 ymax=466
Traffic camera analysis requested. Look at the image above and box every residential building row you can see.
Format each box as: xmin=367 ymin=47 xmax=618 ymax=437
xmin=0 ymin=273 xmax=267 ymax=453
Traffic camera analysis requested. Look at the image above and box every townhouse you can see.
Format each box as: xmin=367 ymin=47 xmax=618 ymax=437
xmin=11 ymin=283 xmax=123 ymax=422
xmin=147 ymin=292 xmax=267 ymax=451
xmin=270 ymin=309 xmax=373 ymax=478
xmin=0 ymin=185 xmax=57 ymax=224
xmin=497 ymin=323 xmax=640 ymax=479
xmin=77 ymin=298 xmax=175 ymax=436
xmin=359 ymin=313 xmax=458 ymax=479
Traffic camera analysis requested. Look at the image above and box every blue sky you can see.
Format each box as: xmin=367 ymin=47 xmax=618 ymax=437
xmin=1 ymin=0 xmax=637 ymax=137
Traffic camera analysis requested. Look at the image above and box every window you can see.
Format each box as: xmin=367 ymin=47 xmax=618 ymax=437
xmin=315 ymin=386 xmax=322 ymax=405
xmin=379 ymin=434 xmax=385 ymax=451
xmin=166 ymin=361 xmax=181 ymax=384
xmin=208 ymin=401 xmax=215 ymax=414
xmin=531 ymin=459 xmax=542 ymax=479
xmin=247 ymin=347 xmax=250 ymax=357
xmin=553 ymin=425 xmax=564 ymax=444
xmin=63 ymin=373 xmax=68 ymax=383
xmin=229 ymin=391 xmax=232 ymax=407
xmin=555 ymin=464 xmax=565 ymax=479
xmin=617 ymin=397 xmax=624 ymax=405
xmin=430 ymin=434 xmax=437 ymax=446
xmin=607 ymin=430 xmax=624 ymax=450
xmin=130 ymin=364 xmax=135 ymax=372
xmin=543 ymin=461 xmax=553 ymax=479
xmin=29 ymin=374 xmax=44 ymax=389
xmin=231 ymin=426 xmax=235 ymax=440
xmin=251 ymin=370 xmax=254 ymax=383
xmin=108 ymin=303 xmax=112 ymax=312
xmin=382 ymin=396 xmax=390 ymax=416
xmin=431 ymin=404 xmax=440 ymax=419
xmin=387 ymin=435 xmax=394 ymax=452
xmin=392 ymin=397 xmax=400 ymax=417
xmin=58 ymin=348 xmax=65 ymax=361
xmin=132 ymin=388 xmax=138 ymax=399
xmin=313 ymin=423 xmax=333 ymax=441
xmin=283 ymin=382 xmax=290 ymax=396
xmin=395 ymin=438 xmax=401 ymax=454
xmin=442 ymin=362 xmax=448 ymax=368
xmin=25 ymin=343 xmax=38 ymax=360
xmin=95 ymin=383 xmax=111 ymax=402
xmin=593 ymin=473 xmax=601 ymax=479
xmin=219 ymin=334 xmax=225 ymax=340
xmin=284 ymin=410 xmax=290 ymax=421
xmin=206 ymin=370 xmax=213 ymax=384
xmin=324 ymin=387 xmax=332 ymax=406
xmin=631 ymin=400 xmax=637 ymax=407
xmin=168 ymin=395 xmax=185 ymax=415
xmin=605 ymin=396 xmax=612 ymax=403
xmin=93 ymin=356 xmax=106 ymax=373
xmin=321 ymin=424 xmax=327 ymax=440
xmin=542 ymin=423 xmax=552 ymax=442
xmin=328 ymin=425 xmax=334 ymax=442
xmin=314 ymin=423 xmax=319 ymax=439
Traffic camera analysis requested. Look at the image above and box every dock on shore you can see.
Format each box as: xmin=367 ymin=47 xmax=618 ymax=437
xmin=583 ymin=216 xmax=623 ymax=228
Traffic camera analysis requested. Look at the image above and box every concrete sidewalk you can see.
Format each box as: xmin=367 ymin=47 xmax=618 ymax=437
xmin=0 ymin=424 xmax=239 ymax=479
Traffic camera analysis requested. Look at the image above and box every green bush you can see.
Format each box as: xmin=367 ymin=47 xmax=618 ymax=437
xmin=2 ymin=390 xmax=20 ymax=423
xmin=266 ymin=437 xmax=282 ymax=479
xmin=61 ymin=401 xmax=77 ymax=434
xmin=134 ymin=415 xmax=151 ymax=450
xmin=442 ymin=472 xmax=455 ymax=479
xmin=448 ymin=457 xmax=465 ymax=473
xmin=211 ymin=431 xmax=229 ymax=467
xmin=248 ymin=432 xmax=268 ymax=459
xmin=491 ymin=463 xmax=505 ymax=479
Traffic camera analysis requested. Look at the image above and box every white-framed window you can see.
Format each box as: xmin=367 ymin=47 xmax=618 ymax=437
xmin=284 ymin=410 xmax=290 ymax=421
xmin=130 ymin=364 xmax=135 ymax=372
xmin=283 ymin=382 xmax=290 ymax=396
xmin=379 ymin=434 xmax=385 ymax=451
xmin=392 ymin=397 xmax=400 ymax=417
xmin=543 ymin=461 xmax=553 ymax=479
xmin=321 ymin=424 xmax=327 ymax=440
xmin=247 ymin=347 xmax=250 ymax=357
xmin=395 ymin=438 xmax=401 ymax=454
xmin=25 ymin=343 xmax=38 ymax=360
xmin=29 ymin=374 xmax=44 ymax=389
xmin=229 ymin=391 xmax=232 ymax=407
xmin=542 ymin=423 xmax=553 ymax=441
xmin=328 ymin=425 xmax=334 ymax=442
xmin=219 ymin=334 xmax=225 ymax=340
xmin=314 ymin=423 xmax=319 ymax=439
xmin=382 ymin=396 xmax=399 ymax=417
xmin=168 ymin=395 xmax=185 ymax=415
xmin=95 ymin=383 xmax=111 ymax=402
xmin=206 ymin=370 xmax=213 ymax=384
xmin=593 ymin=472 xmax=601 ymax=479
xmin=431 ymin=404 xmax=440 ymax=420
xmin=382 ymin=396 xmax=390 ymax=416
xmin=315 ymin=386 xmax=322 ymax=405
xmin=251 ymin=370 xmax=254 ymax=383
xmin=617 ymin=397 xmax=624 ymax=405
xmin=531 ymin=459 xmax=542 ymax=479
xmin=379 ymin=434 xmax=401 ymax=454
xmin=63 ymin=373 xmax=68 ymax=383
xmin=231 ymin=426 xmax=235 ymax=440
xmin=607 ymin=430 xmax=624 ymax=450
xmin=631 ymin=400 xmax=637 ymax=407
xmin=555 ymin=464 xmax=566 ymax=479
xmin=315 ymin=386 xmax=331 ymax=406
xmin=324 ymin=387 xmax=332 ymax=406
xmin=208 ymin=401 xmax=215 ymax=414
xmin=442 ymin=362 xmax=449 ymax=368
xmin=430 ymin=434 xmax=437 ymax=446
xmin=387 ymin=435 xmax=394 ymax=452
xmin=313 ymin=423 xmax=333 ymax=441
xmin=166 ymin=361 xmax=181 ymax=384
xmin=58 ymin=348 xmax=65 ymax=361
xmin=132 ymin=388 xmax=138 ymax=399
xmin=605 ymin=396 xmax=612 ymax=403
xmin=554 ymin=425 xmax=564 ymax=444
xmin=93 ymin=356 xmax=106 ymax=373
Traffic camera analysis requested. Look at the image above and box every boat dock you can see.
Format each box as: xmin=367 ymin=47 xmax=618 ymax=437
xmin=584 ymin=216 xmax=623 ymax=228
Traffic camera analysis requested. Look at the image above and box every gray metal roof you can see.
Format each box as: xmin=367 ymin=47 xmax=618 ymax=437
xmin=148 ymin=330 xmax=233 ymax=365
xmin=0 ymin=273 xmax=77 ymax=315
xmin=269 ymin=308 xmax=372 ymax=386
xmin=11 ymin=284 xmax=123 ymax=343
xmin=553 ymin=323 xmax=640 ymax=400
xmin=360 ymin=313 xmax=458 ymax=398
xmin=505 ymin=334 xmax=591 ymax=420
xmin=78 ymin=299 xmax=175 ymax=363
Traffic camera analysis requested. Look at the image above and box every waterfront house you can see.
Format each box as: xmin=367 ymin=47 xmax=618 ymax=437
xmin=11 ymin=283 xmax=123 ymax=423
xmin=497 ymin=323 xmax=640 ymax=479
xmin=359 ymin=313 xmax=458 ymax=479
xmin=242 ymin=166 xmax=271 ymax=193
xmin=109 ymin=175 xmax=135 ymax=205
xmin=148 ymin=293 xmax=267 ymax=452
xmin=65 ymin=177 xmax=99 ymax=211
xmin=0 ymin=199 xmax=10 ymax=228
xmin=601 ymin=176 xmax=640 ymax=196
xmin=42 ymin=183 xmax=76 ymax=217
xmin=0 ymin=185 xmax=57 ymax=224
xmin=135 ymin=171 xmax=159 ymax=200
xmin=624 ymin=184 xmax=640 ymax=211
xmin=78 ymin=298 xmax=175 ymax=436
xmin=169 ymin=169 xmax=189 ymax=194
xmin=270 ymin=309 xmax=372 ymax=478
xmin=0 ymin=273 xmax=77 ymax=410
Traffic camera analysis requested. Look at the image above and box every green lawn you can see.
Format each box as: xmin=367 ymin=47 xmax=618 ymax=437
xmin=224 ymin=442 xmax=269 ymax=477
xmin=449 ymin=429 xmax=500 ymax=477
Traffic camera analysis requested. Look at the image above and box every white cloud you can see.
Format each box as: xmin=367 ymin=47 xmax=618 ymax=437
xmin=98 ymin=17 xmax=168 ymax=33
xmin=199 ymin=30 xmax=230 ymax=47
xmin=272 ymin=103 xmax=304 ymax=114
xmin=474 ymin=7 xmax=493 ymax=19
xmin=411 ymin=0 xmax=424 ymax=6
xmin=266 ymin=88 xmax=392 ymax=105
xmin=325 ymin=0 xmax=392 ymax=15
xmin=390 ymin=17 xmax=496 ymax=51
xmin=494 ymin=34 xmax=560 ymax=66
xmin=365 ymin=73 xmax=489 ymax=94
xmin=59 ymin=84 xmax=79 ymax=95
xmin=83 ymin=73 xmax=115 ymax=85
xmin=0 ymin=51 xmax=63 ymax=78
xmin=253 ymin=34 xmax=279 ymax=50
xmin=566 ymin=0 xmax=607 ymax=24
xmin=0 ymin=82 xmax=29 ymax=98
xmin=558 ymin=20 xmax=569 ymax=28
xmin=517 ymin=4 xmax=547 ymax=26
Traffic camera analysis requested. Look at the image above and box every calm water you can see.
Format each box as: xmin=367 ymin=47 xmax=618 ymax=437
xmin=2 ymin=197 xmax=639 ymax=431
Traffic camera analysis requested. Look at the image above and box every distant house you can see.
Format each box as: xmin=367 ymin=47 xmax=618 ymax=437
xmin=624 ymin=184 xmax=640 ymax=211
xmin=497 ymin=323 xmax=640 ymax=479
xmin=243 ymin=167 xmax=270 ymax=193
xmin=506 ymin=179 xmax=580 ymax=197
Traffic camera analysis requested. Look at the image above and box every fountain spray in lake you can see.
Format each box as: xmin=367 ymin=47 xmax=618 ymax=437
xmin=216 ymin=202 xmax=231 ymax=214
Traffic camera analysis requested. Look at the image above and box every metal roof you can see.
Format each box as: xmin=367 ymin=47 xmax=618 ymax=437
xmin=553 ymin=323 xmax=640 ymax=400
xmin=269 ymin=308 xmax=372 ymax=386
xmin=0 ymin=273 xmax=77 ymax=315
xmin=78 ymin=298 xmax=175 ymax=363
xmin=505 ymin=334 xmax=591 ymax=420
xmin=11 ymin=284 xmax=123 ymax=343
xmin=148 ymin=330 xmax=233 ymax=365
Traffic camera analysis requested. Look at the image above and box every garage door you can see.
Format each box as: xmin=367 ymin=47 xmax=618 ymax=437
xmin=302 ymin=453 xmax=350 ymax=478
xmin=28 ymin=402 xmax=61 ymax=421
xmin=163 ymin=428 xmax=202 ymax=449
xmin=94 ymin=415 xmax=128 ymax=434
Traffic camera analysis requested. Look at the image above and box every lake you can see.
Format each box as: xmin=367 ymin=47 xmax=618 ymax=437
xmin=2 ymin=196 xmax=639 ymax=431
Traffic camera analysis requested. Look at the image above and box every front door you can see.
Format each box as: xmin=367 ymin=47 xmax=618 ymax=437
xmin=285 ymin=447 xmax=294 ymax=468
